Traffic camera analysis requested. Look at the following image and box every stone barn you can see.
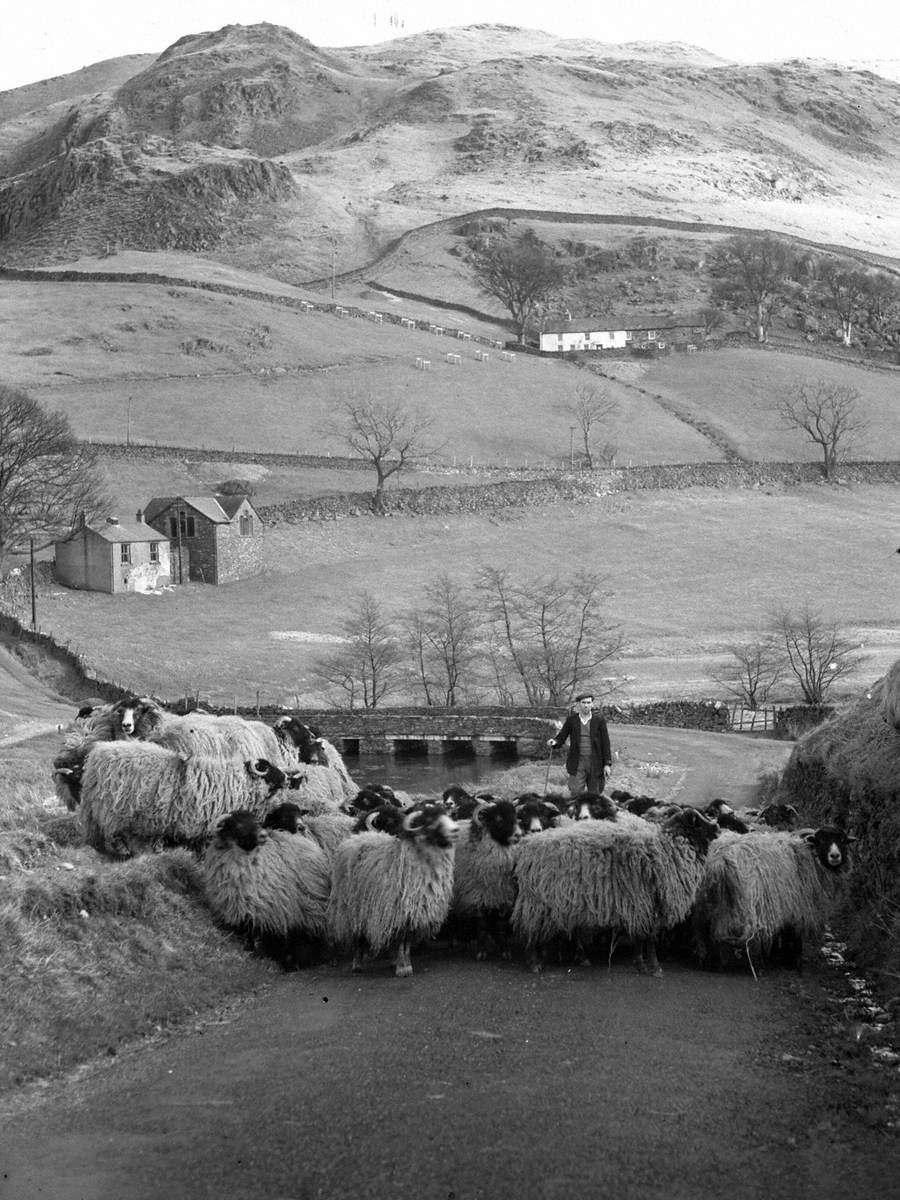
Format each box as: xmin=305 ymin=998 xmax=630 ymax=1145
xmin=142 ymin=494 xmax=264 ymax=585
xmin=55 ymin=514 xmax=171 ymax=594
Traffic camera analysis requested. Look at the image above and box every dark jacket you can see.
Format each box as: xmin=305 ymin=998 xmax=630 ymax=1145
xmin=551 ymin=711 xmax=612 ymax=781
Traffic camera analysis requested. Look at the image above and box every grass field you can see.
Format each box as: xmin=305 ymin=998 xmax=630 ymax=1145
xmin=4 ymin=274 xmax=899 ymax=470
xmin=25 ymin=482 xmax=900 ymax=708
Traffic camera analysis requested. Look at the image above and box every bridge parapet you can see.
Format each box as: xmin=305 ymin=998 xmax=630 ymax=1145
xmin=287 ymin=712 xmax=560 ymax=759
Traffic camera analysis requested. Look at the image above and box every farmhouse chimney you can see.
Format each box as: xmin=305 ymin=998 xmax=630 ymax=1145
xmin=135 ymin=509 xmax=143 ymax=524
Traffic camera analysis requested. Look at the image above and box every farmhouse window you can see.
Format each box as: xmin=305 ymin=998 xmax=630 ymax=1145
xmin=239 ymin=515 xmax=254 ymax=536
xmin=120 ymin=543 xmax=131 ymax=565
xmin=646 ymin=330 xmax=657 ymax=340
xmin=624 ymin=331 xmax=633 ymax=342
xmin=169 ymin=513 xmax=196 ymax=539
xmin=149 ymin=542 xmax=159 ymax=563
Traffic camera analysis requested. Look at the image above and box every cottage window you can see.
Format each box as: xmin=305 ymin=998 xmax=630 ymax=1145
xmin=120 ymin=543 xmax=131 ymax=565
xmin=149 ymin=542 xmax=159 ymax=563
xmin=646 ymin=330 xmax=657 ymax=340
xmin=239 ymin=515 xmax=254 ymax=536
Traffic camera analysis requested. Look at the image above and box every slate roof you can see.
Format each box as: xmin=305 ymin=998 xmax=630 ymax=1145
xmin=540 ymin=314 xmax=706 ymax=335
xmin=143 ymin=495 xmax=260 ymax=525
xmin=59 ymin=518 xmax=162 ymax=545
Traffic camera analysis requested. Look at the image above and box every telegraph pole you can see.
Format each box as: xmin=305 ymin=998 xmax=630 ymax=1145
xmin=29 ymin=537 xmax=36 ymax=630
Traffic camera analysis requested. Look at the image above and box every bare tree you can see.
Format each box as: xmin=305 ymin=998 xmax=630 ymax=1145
xmin=339 ymin=396 xmax=436 ymax=514
xmin=0 ymin=385 xmax=110 ymax=567
xmin=711 ymin=639 xmax=785 ymax=708
xmin=470 ymin=229 xmax=568 ymax=344
xmin=312 ymin=591 xmax=402 ymax=709
xmin=475 ymin=565 xmax=623 ymax=705
xmin=775 ymin=377 xmax=865 ymax=480
xmin=556 ymin=381 xmax=617 ymax=470
xmin=713 ymin=234 xmax=790 ymax=343
xmin=403 ymin=572 xmax=481 ymax=706
xmin=769 ymin=604 xmax=862 ymax=705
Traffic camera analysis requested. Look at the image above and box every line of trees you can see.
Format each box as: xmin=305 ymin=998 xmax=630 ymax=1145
xmin=312 ymin=568 xmax=625 ymax=709
xmin=711 ymin=604 xmax=863 ymax=707
xmin=464 ymin=224 xmax=900 ymax=351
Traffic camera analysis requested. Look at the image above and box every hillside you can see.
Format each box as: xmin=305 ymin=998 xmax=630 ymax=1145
xmin=1 ymin=21 xmax=899 ymax=275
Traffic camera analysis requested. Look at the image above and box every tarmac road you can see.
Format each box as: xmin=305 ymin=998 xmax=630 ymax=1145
xmin=2 ymin=951 xmax=898 ymax=1200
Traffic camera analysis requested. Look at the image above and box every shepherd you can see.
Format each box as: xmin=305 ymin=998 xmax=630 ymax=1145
xmin=546 ymin=691 xmax=613 ymax=796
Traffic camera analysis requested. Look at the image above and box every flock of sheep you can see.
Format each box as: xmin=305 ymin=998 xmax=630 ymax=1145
xmin=51 ymin=697 xmax=855 ymax=979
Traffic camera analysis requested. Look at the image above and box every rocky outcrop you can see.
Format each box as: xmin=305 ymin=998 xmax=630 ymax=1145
xmin=0 ymin=136 xmax=295 ymax=252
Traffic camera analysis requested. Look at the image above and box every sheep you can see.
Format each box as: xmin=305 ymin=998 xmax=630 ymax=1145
xmin=513 ymin=793 xmax=565 ymax=836
xmin=147 ymin=709 xmax=289 ymax=768
xmin=327 ymin=803 xmax=459 ymax=977
xmin=441 ymin=784 xmax=483 ymax=819
xmin=340 ymin=784 xmax=402 ymax=818
xmin=567 ymin=792 xmax=618 ymax=822
xmin=264 ymin=798 xmax=357 ymax=868
xmin=78 ymin=739 xmax=297 ymax=855
xmin=52 ymin=694 xmax=159 ymax=808
xmin=691 ymin=825 xmax=856 ymax=973
xmin=754 ymin=802 xmax=800 ymax=830
xmin=703 ymin=799 xmax=750 ymax=834
xmin=287 ymin=763 xmax=348 ymax=816
xmin=272 ymin=716 xmax=326 ymax=764
xmin=203 ymin=810 xmax=331 ymax=968
xmin=512 ymin=806 xmax=720 ymax=975
xmin=451 ymin=799 xmax=522 ymax=960
xmin=351 ymin=805 xmax=407 ymax=836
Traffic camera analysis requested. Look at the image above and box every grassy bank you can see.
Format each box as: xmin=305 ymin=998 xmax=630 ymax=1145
xmin=0 ymin=753 xmax=274 ymax=1094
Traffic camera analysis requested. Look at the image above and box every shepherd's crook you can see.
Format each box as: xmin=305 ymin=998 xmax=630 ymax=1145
xmin=543 ymin=744 xmax=554 ymax=795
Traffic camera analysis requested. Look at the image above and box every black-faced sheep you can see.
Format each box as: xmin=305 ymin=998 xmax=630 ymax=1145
xmin=78 ymin=740 xmax=298 ymax=855
xmin=272 ymin=716 xmax=326 ymax=764
xmin=327 ymin=803 xmax=459 ymax=977
xmin=263 ymin=800 xmax=357 ymax=860
xmin=703 ymin=799 xmax=750 ymax=834
xmin=567 ymin=792 xmax=618 ymax=822
xmin=451 ymin=799 xmax=521 ymax=961
xmin=52 ymin=694 xmax=159 ymax=808
xmin=340 ymin=784 xmax=402 ymax=818
xmin=203 ymin=810 xmax=331 ymax=968
xmin=442 ymin=784 xmax=492 ymax=820
xmin=512 ymin=806 xmax=720 ymax=975
xmin=755 ymin=802 xmax=800 ymax=830
xmin=351 ymin=805 xmax=407 ymax=836
xmin=514 ymin=793 xmax=565 ymax=836
xmin=691 ymin=825 xmax=856 ymax=973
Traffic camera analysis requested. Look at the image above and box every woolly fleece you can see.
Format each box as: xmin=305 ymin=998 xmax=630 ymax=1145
xmin=511 ymin=818 xmax=708 ymax=943
xmin=452 ymin=819 xmax=519 ymax=916
xmin=203 ymin=828 xmax=331 ymax=937
xmin=79 ymin=740 xmax=276 ymax=851
xmin=327 ymin=831 xmax=456 ymax=955
xmin=695 ymin=830 xmax=847 ymax=946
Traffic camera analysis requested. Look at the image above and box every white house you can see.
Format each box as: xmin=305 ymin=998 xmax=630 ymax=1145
xmin=538 ymin=315 xmax=706 ymax=353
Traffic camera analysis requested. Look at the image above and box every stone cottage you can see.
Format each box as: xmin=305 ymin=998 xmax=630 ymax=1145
xmin=55 ymin=514 xmax=172 ymax=594
xmin=142 ymin=495 xmax=264 ymax=585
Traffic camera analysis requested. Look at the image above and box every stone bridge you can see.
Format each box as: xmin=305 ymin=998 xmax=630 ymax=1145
xmin=288 ymin=711 xmax=561 ymax=759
